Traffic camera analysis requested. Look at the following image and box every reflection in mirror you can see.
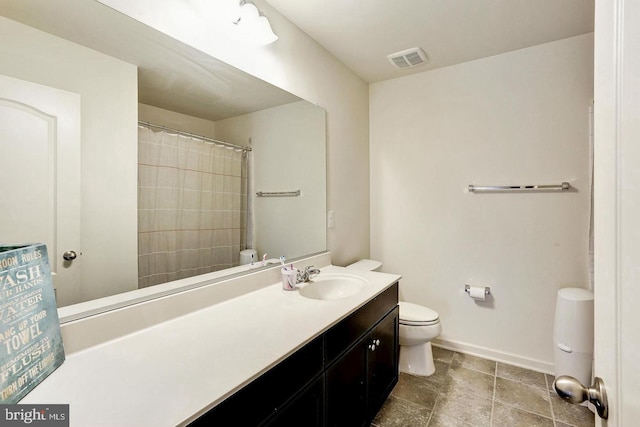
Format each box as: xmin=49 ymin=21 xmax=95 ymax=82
xmin=0 ymin=0 xmax=326 ymax=315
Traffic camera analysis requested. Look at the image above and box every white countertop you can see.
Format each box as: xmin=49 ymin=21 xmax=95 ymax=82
xmin=22 ymin=265 xmax=401 ymax=426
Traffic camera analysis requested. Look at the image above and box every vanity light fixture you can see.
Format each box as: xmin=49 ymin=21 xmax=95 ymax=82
xmin=233 ymin=1 xmax=278 ymax=46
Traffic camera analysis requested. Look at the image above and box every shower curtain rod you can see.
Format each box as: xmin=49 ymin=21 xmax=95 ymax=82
xmin=138 ymin=121 xmax=252 ymax=152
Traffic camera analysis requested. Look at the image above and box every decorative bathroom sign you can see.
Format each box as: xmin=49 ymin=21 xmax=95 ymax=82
xmin=0 ymin=244 xmax=65 ymax=403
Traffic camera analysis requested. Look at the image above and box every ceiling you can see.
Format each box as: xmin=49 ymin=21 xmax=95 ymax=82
xmin=265 ymin=0 xmax=595 ymax=83
xmin=0 ymin=0 xmax=595 ymax=115
xmin=0 ymin=0 xmax=300 ymax=121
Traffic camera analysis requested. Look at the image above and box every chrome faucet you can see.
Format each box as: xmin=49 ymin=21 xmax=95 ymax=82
xmin=297 ymin=266 xmax=320 ymax=283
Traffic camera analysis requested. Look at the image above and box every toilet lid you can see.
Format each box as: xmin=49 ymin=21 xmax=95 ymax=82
xmin=399 ymin=302 xmax=439 ymax=326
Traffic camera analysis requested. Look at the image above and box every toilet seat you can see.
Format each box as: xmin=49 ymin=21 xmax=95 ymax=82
xmin=399 ymin=302 xmax=439 ymax=326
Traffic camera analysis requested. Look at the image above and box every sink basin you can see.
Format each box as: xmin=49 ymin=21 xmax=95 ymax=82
xmin=298 ymin=274 xmax=367 ymax=300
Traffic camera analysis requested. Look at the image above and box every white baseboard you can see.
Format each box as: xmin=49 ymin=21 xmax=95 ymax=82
xmin=432 ymin=337 xmax=555 ymax=375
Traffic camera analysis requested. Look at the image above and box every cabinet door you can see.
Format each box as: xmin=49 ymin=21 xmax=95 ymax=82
xmin=326 ymin=339 xmax=368 ymax=427
xmin=325 ymin=283 xmax=398 ymax=365
xmin=367 ymin=306 xmax=399 ymax=419
xmin=263 ymin=375 xmax=324 ymax=427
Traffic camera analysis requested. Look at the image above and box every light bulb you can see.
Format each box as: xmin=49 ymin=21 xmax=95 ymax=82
xmin=219 ymin=0 xmax=242 ymax=23
xmin=239 ymin=3 xmax=259 ymax=25
xmin=253 ymin=16 xmax=278 ymax=45
xmin=232 ymin=2 xmax=278 ymax=46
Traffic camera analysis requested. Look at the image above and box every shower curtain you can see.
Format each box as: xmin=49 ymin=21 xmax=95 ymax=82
xmin=137 ymin=126 xmax=248 ymax=288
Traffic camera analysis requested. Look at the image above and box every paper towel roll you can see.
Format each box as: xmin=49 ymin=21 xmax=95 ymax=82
xmin=469 ymin=286 xmax=486 ymax=301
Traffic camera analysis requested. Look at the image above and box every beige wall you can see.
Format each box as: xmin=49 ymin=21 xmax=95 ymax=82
xmin=370 ymin=34 xmax=594 ymax=371
xmin=0 ymin=17 xmax=138 ymax=303
xmin=98 ymin=0 xmax=371 ymax=266
xmin=216 ymin=101 xmax=326 ymax=260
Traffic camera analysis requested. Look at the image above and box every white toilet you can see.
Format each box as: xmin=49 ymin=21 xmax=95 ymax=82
xmin=346 ymin=259 xmax=443 ymax=377
xmin=398 ymin=302 xmax=441 ymax=376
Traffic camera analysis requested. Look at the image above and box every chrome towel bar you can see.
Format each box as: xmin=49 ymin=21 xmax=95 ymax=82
xmin=256 ymin=190 xmax=301 ymax=197
xmin=468 ymin=182 xmax=570 ymax=193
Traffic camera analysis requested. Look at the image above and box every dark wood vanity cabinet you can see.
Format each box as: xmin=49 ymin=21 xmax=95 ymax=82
xmin=190 ymin=282 xmax=398 ymax=427
xmin=326 ymin=306 xmax=399 ymax=427
xmin=189 ymin=335 xmax=324 ymax=426
xmin=263 ymin=375 xmax=325 ymax=427
xmin=366 ymin=307 xmax=400 ymax=419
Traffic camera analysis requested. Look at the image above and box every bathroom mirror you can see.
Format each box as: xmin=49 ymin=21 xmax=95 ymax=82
xmin=0 ymin=0 xmax=326 ymax=317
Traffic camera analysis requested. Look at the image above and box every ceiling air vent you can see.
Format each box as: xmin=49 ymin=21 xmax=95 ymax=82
xmin=387 ymin=47 xmax=429 ymax=69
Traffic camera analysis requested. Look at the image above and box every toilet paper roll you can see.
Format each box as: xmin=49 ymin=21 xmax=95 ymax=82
xmin=239 ymin=249 xmax=258 ymax=265
xmin=469 ymin=286 xmax=486 ymax=301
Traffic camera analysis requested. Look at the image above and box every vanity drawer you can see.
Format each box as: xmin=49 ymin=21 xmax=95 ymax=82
xmin=324 ymin=282 xmax=398 ymax=365
xmin=190 ymin=334 xmax=324 ymax=426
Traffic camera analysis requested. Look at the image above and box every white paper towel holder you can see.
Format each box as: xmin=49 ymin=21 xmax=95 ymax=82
xmin=465 ymin=284 xmax=491 ymax=296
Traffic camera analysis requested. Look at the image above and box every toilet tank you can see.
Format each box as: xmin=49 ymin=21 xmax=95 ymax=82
xmin=346 ymin=259 xmax=382 ymax=271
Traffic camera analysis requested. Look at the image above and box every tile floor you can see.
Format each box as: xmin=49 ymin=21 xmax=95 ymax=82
xmin=372 ymin=347 xmax=595 ymax=427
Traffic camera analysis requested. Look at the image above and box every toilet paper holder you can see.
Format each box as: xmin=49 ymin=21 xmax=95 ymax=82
xmin=465 ymin=284 xmax=491 ymax=296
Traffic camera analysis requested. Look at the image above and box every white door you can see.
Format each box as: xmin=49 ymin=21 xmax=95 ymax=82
xmin=0 ymin=74 xmax=81 ymax=307
xmin=593 ymin=0 xmax=640 ymax=425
